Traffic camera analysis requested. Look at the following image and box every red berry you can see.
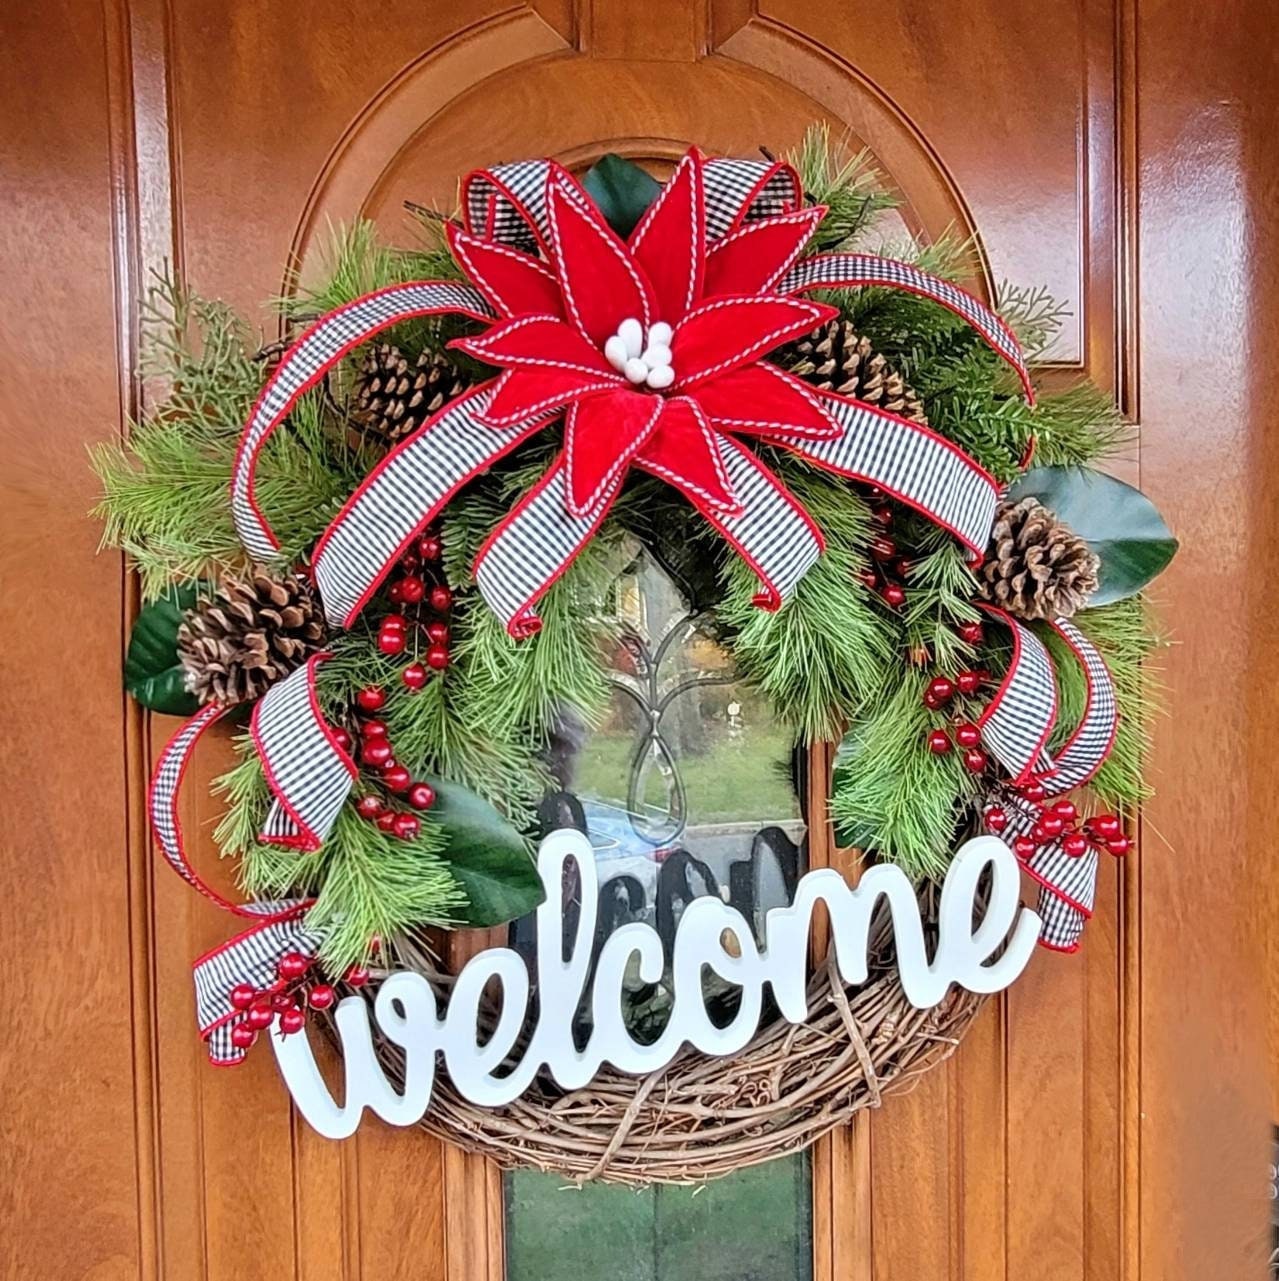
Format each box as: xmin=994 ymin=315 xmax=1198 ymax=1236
xmin=894 ymin=558 xmax=913 ymax=579
xmin=246 ymin=1002 xmax=275 ymax=1031
xmin=961 ymin=748 xmax=987 ymax=774
xmin=923 ymin=691 xmax=943 ymax=711
xmin=279 ymin=1006 xmax=307 ymax=1035
xmin=1063 ymin=833 xmax=1089 ymax=858
xmin=270 ymin=991 xmax=294 ymax=1011
xmin=355 ymin=795 xmax=384 ymax=820
xmin=229 ymin=983 xmax=257 ymax=1011
xmin=356 ymin=685 xmax=386 ymax=712
xmin=377 ymin=628 xmax=407 ymax=656
xmin=375 ymin=811 xmax=397 ymax=833
xmin=408 ymin=782 xmax=436 ymax=810
xmin=429 ymin=584 xmax=453 ymax=612
xmin=277 ymin=952 xmax=311 ymax=981
xmin=401 ymin=663 xmax=428 ymax=690
xmin=230 ymin=1024 xmax=258 ymax=1050
xmin=856 ymin=568 xmax=878 ymax=589
xmin=308 ymin=984 xmax=337 ymax=1011
xmin=870 ymin=535 xmax=897 ymax=560
xmin=958 ymin=620 xmax=985 ymax=645
xmin=1031 ymin=822 xmax=1049 ymax=844
xmin=332 ymin=726 xmax=353 ymax=754
xmin=417 ymin=535 xmax=442 ymax=561
xmin=426 ymin=645 xmax=449 ymax=671
xmin=955 ymin=669 xmax=983 ymax=695
xmin=871 ymin=504 xmax=893 ymax=527
xmin=984 ymin=806 xmax=1008 ymax=833
xmin=399 ymin=575 xmax=425 ymax=604
xmin=1106 ymin=835 xmax=1131 ymax=857
xmin=881 ymin=584 xmax=906 ymax=608
xmin=1091 ymin=814 xmax=1122 ymax=839
xmin=391 ymin=812 xmax=421 ymax=840
xmin=383 ymin=764 xmax=412 ymax=793
xmin=361 ymin=739 xmax=393 ymax=768
xmin=345 ymin=966 xmax=370 ymax=988
xmin=926 ymin=729 xmax=952 ymax=755
xmin=1052 ymin=799 xmax=1077 ymax=823
xmin=382 ymin=613 xmax=408 ymax=632
xmin=955 ymin=723 xmax=981 ymax=749
xmin=1013 ymin=835 xmax=1037 ymax=860
xmin=1020 ymin=781 xmax=1047 ymax=804
xmin=426 ymin=622 xmax=449 ymax=645
xmin=925 ymin=676 xmax=955 ymax=705
xmin=388 ymin=580 xmax=407 ymax=604
xmin=1040 ymin=814 xmax=1065 ymax=839
xmin=363 ymin=719 xmax=388 ymax=739
xmin=399 ymin=550 xmax=420 ymax=571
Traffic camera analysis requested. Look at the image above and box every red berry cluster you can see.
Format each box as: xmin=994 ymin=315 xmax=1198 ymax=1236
xmin=377 ymin=531 xmax=453 ymax=691
xmin=921 ymin=627 xmax=990 ymax=774
xmin=856 ymin=491 xmax=909 ymax=609
xmin=343 ymin=688 xmax=437 ymax=838
xmin=227 ymin=950 xmax=359 ymax=1055
xmin=984 ymin=790 xmax=1130 ymax=861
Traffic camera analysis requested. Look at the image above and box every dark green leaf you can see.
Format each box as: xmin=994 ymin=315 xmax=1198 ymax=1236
xmin=581 ymin=155 xmax=661 ymax=238
xmin=1007 ymin=465 xmax=1178 ymax=606
xmin=425 ymin=775 xmax=544 ymax=926
xmin=124 ymin=583 xmax=203 ymax=715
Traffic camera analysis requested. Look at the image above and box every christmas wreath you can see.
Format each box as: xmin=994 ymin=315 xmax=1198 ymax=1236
xmin=95 ymin=127 xmax=1176 ymax=1182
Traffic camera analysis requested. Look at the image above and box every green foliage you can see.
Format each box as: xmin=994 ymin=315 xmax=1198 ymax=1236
xmin=582 ymin=154 xmax=661 ymax=238
xmin=124 ymin=582 xmax=204 ymax=713
xmin=789 ymin=123 xmax=900 ymax=251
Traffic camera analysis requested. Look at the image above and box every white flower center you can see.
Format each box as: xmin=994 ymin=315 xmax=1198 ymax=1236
xmin=603 ymin=317 xmax=674 ymax=390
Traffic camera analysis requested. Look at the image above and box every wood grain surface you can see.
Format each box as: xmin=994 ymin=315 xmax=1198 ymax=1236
xmin=0 ymin=1 xmax=1274 ymax=1278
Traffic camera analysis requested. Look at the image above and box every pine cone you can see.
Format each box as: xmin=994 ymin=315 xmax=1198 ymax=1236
xmin=178 ymin=570 xmax=327 ymax=706
xmin=351 ymin=343 xmax=469 ymax=445
xmin=979 ymin=497 xmax=1100 ymax=621
xmin=777 ymin=319 xmax=927 ymax=424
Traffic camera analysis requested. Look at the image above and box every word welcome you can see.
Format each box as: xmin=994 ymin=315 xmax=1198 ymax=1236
xmin=273 ymin=831 xmax=1042 ymax=1138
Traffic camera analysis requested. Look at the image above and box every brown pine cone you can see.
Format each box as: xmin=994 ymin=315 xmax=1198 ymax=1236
xmin=178 ymin=569 xmax=327 ymax=706
xmin=351 ymin=343 xmax=469 ymax=445
xmin=777 ymin=319 xmax=927 ymax=424
xmin=979 ymin=497 xmax=1100 ymax=621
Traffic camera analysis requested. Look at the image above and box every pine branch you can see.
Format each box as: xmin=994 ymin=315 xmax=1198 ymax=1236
xmin=787 ymin=123 xmax=900 ymax=250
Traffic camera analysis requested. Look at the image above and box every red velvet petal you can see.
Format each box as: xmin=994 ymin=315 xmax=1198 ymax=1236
xmin=480 ymin=368 xmax=620 ymax=427
xmin=690 ymin=363 xmax=842 ymax=441
xmin=628 ymin=149 xmax=705 ymax=324
xmin=564 ymin=391 xmax=663 ymax=517
xmin=547 ymin=177 xmax=654 ymax=347
xmin=703 ymin=207 xmax=826 ymax=299
xmin=446 ymin=224 xmax=564 ymax=319
xmin=635 ymin=397 xmax=741 ymax=515
xmin=450 ymin=314 xmax=614 ymax=378
xmin=672 ymin=295 xmax=838 ymax=390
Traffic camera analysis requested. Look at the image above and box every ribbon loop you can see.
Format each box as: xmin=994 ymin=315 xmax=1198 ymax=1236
xmin=976 ymin=607 xmax=1059 ymax=783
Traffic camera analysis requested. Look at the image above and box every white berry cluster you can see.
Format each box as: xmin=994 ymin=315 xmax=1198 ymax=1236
xmin=604 ymin=317 xmax=674 ymax=390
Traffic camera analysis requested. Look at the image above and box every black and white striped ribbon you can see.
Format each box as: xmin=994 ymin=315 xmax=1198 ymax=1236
xmin=194 ymin=904 xmax=321 ymax=1065
xmin=250 ymin=654 xmax=356 ymax=851
xmin=311 ymin=383 xmax=547 ymax=627
xmin=775 ymin=392 xmax=998 ymax=559
xmin=989 ymin=618 xmax=1120 ymax=951
xmin=976 ymin=606 xmax=1058 ymax=783
xmin=781 ymin=253 xmax=1033 ymax=401
xmin=462 ymin=155 xmax=802 ymax=252
xmin=230 ymin=282 xmax=495 ymax=564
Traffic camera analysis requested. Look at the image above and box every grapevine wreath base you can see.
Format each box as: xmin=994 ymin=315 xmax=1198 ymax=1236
xmin=353 ymin=891 xmax=987 ymax=1186
xmin=96 ymin=127 xmax=1177 ymax=1182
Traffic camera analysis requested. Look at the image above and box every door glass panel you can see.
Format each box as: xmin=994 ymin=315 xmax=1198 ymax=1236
xmin=503 ymin=542 xmax=813 ymax=1281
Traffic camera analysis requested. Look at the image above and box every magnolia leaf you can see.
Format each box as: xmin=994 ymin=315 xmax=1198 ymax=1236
xmin=125 ymin=583 xmax=202 ymax=715
xmin=582 ymin=154 xmax=661 ymax=238
xmin=425 ymin=776 xmax=545 ymax=926
xmin=1006 ymin=466 xmax=1178 ymax=606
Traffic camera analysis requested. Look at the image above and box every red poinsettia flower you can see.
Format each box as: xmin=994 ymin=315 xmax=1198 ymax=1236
xmin=446 ymin=151 xmax=840 ymax=524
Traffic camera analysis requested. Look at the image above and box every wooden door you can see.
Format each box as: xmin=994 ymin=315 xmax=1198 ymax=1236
xmin=3 ymin=1 xmax=1275 ymax=1278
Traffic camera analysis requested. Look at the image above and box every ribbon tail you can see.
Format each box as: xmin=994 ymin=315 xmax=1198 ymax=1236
xmin=230 ymin=281 xmax=497 ymax=562
xmin=474 ymin=457 xmax=624 ymax=639
xmin=251 ymin=654 xmax=356 ymax=852
xmin=195 ymin=905 xmax=321 ymax=1065
xmin=311 ymin=381 xmax=549 ymax=627
xmin=772 ymin=392 xmax=999 ymax=559
xmin=976 ymin=606 xmax=1059 ymax=784
xmin=781 ymin=252 xmax=1034 ymax=402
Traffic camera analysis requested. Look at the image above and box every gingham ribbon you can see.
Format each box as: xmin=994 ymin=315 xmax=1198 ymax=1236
xmin=976 ymin=605 xmax=1058 ymax=783
xmin=194 ymin=904 xmax=321 ymax=1065
xmin=987 ymin=617 xmax=1120 ymax=951
xmin=781 ymin=253 xmax=1034 ymax=402
xmin=251 ymin=654 xmax=357 ymax=851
